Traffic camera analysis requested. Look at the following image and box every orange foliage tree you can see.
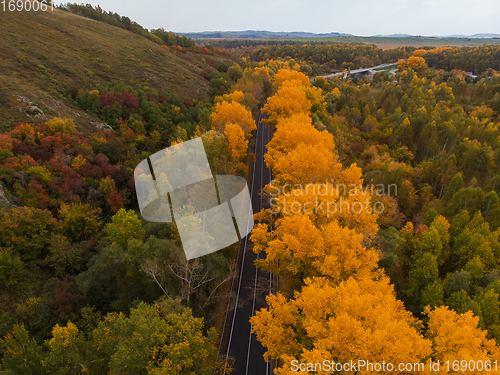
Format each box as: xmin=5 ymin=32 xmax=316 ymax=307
xmin=399 ymin=56 xmax=427 ymax=74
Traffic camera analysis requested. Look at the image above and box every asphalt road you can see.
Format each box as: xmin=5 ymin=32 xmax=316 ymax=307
xmin=222 ymin=112 xmax=273 ymax=375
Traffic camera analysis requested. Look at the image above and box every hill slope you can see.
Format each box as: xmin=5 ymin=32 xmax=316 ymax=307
xmin=0 ymin=6 xmax=226 ymax=132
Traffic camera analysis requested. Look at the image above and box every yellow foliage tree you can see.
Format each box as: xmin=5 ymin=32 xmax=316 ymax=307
xmin=45 ymin=322 xmax=87 ymax=373
xmin=59 ymin=203 xmax=102 ymax=242
xmin=408 ymin=56 xmax=427 ymax=73
xmin=332 ymin=87 xmax=341 ymax=98
xmin=215 ymin=90 xmax=245 ymax=104
xmin=428 ymin=47 xmax=452 ymax=54
xmin=224 ymin=123 xmax=247 ymax=160
xmin=210 ymin=100 xmax=256 ymax=136
xmin=105 ymin=208 xmax=145 ymax=249
xmin=71 ymin=155 xmax=86 ymax=172
xmin=272 ymin=69 xmax=311 ymax=90
xmin=272 ymin=142 xmax=339 ymax=185
xmin=398 ymin=58 xmax=408 ymax=71
xmin=398 ymin=56 xmax=427 ymax=74
xmin=252 ymin=215 xmax=379 ymax=282
xmin=251 ymin=275 xmax=433 ymax=374
xmin=261 ymin=82 xmax=312 ymax=126
xmin=413 ymin=49 xmax=429 ymax=57
xmin=425 ymin=306 xmax=500 ymax=375
xmin=258 ymin=110 xmax=378 ymax=239
xmin=45 ymin=118 xmax=76 ymax=135
xmin=304 ymin=85 xmax=326 ymax=113
xmin=264 ymin=113 xmax=335 ymax=178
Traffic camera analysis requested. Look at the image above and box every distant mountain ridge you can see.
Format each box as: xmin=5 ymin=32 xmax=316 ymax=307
xmin=184 ymin=30 xmax=500 ymax=40
xmin=447 ymin=33 xmax=500 ymax=39
xmin=184 ymin=30 xmax=353 ymax=39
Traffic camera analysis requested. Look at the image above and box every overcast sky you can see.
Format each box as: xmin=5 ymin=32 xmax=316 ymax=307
xmin=76 ymin=0 xmax=500 ymax=36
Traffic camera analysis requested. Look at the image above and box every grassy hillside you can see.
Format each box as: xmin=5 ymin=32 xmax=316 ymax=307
xmin=0 ymin=4 xmax=229 ymax=132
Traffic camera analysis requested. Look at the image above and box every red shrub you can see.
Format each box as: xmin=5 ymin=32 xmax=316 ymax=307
xmin=181 ymin=97 xmax=194 ymax=108
xmin=146 ymin=92 xmax=159 ymax=104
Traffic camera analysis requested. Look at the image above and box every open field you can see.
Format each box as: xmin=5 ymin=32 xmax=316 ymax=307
xmin=290 ymin=35 xmax=500 ymax=49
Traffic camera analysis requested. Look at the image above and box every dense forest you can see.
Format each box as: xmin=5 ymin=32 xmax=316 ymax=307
xmin=249 ymin=43 xmax=412 ymax=70
xmin=418 ymin=45 xmax=500 ymax=73
xmin=0 ymin=5 xmax=269 ymax=373
xmin=0 ymin=73 xmax=271 ymax=373
xmin=2 ymin=4 xmax=500 ymax=372
xmin=247 ymin=48 xmax=500 ymax=372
